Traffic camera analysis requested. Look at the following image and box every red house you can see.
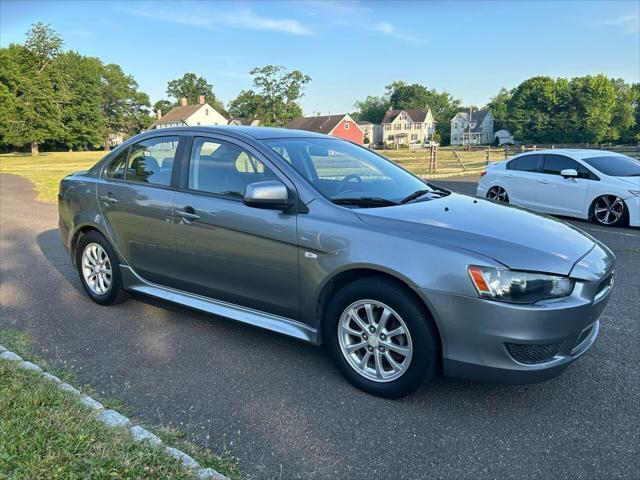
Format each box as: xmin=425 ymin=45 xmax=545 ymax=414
xmin=287 ymin=114 xmax=363 ymax=144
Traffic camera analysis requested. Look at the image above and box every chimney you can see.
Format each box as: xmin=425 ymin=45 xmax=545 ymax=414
xmin=198 ymin=95 xmax=205 ymax=105
xmin=180 ymin=97 xmax=188 ymax=107
xmin=156 ymin=109 xmax=162 ymax=119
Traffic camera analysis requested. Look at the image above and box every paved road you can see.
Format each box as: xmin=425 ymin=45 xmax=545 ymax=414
xmin=1 ymin=173 xmax=638 ymax=479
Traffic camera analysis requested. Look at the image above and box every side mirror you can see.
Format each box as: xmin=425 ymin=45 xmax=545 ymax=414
xmin=560 ymin=168 xmax=578 ymax=179
xmin=243 ymin=181 xmax=291 ymax=210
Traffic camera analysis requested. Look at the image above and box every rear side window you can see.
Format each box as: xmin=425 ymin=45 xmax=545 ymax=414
xmin=126 ymin=136 xmax=179 ymax=186
xmin=508 ymin=154 xmax=540 ymax=172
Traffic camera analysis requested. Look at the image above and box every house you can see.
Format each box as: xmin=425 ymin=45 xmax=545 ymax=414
xmin=228 ymin=117 xmax=261 ymax=126
xmin=287 ymin=114 xmax=363 ymax=144
xmin=381 ymin=108 xmax=436 ymax=146
xmin=357 ymin=121 xmax=382 ymax=147
xmin=150 ymin=96 xmax=227 ymax=129
xmin=494 ymin=129 xmax=514 ymax=146
xmin=450 ymin=109 xmax=494 ymax=146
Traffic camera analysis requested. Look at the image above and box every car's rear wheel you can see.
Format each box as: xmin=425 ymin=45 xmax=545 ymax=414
xmin=76 ymin=231 xmax=128 ymax=305
xmin=592 ymin=195 xmax=627 ymax=227
xmin=325 ymin=277 xmax=440 ymax=398
xmin=486 ymin=186 xmax=509 ymax=203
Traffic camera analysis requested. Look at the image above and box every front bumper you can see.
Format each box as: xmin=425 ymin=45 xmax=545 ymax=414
xmin=417 ymin=274 xmax=612 ymax=384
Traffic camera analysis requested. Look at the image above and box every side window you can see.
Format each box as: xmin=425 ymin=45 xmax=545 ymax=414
xmin=513 ymin=154 xmax=540 ymax=172
xmin=105 ymin=149 xmax=128 ymax=179
xmin=542 ymin=155 xmax=579 ymax=175
xmin=188 ymin=138 xmax=277 ymax=198
xmin=126 ymin=136 xmax=179 ymax=186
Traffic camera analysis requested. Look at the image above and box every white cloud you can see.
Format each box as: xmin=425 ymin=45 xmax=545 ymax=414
xmin=126 ymin=5 xmax=311 ymax=36
xmin=602 ymin=14 xmax=639 ymax=35
xmin=372 ymin=22 xmax=425 ymax=44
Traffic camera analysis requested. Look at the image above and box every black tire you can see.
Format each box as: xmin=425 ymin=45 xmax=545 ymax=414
xmin=591 ymin=195 xmax=628 ymax=227
xmin=325 ymin=276 xmax=440 ymax=399
xmin=75 ymin=230 xmax=128 ymax=305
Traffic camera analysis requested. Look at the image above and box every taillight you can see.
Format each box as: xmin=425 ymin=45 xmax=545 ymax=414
xmin=480 ymin=170 xmax=487 ymax=177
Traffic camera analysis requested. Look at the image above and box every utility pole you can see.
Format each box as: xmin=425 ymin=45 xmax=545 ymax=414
xmin=467 ymin=107 xmax=472 ymax=151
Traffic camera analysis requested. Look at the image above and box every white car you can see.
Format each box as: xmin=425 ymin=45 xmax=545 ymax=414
xmin=477 ymin=149 xmax=640 ymax=227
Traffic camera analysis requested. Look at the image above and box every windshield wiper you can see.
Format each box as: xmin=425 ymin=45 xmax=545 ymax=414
xmin=332 ymin=197 xmax=398 ymax=207
xmin=400 ymin=189 xmax=432 ymax=204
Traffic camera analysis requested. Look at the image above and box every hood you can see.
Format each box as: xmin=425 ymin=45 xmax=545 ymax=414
xmin=356 ymin=193 xmax=595 ymax=276
xmin=613 ymin=176 xmax=640 ymax=187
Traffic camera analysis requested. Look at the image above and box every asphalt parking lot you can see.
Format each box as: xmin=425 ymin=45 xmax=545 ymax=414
xmin=1 ymin=173 xmax=638 ymax=479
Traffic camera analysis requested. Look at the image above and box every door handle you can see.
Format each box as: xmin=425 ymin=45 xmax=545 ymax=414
xmin=176 ymin=207 xmax=200 ymax=221
xmin=99 ymin=194 xmax=118 ymax=204
xmin=505 ymin=174 xmax=513 ymax=178
xmin=537 ymin=180 xmax=549 ymax=184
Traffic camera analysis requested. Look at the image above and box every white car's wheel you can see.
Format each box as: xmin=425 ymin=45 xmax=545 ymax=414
xmin=592 ymin=195 xmax=627 ymax=227
xmin=486 ymin=186 xmax=509 ymax=203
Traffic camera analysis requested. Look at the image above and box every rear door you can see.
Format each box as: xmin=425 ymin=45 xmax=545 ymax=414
xmin=173 ymin=135 xmax=300 ymax=320
xmin=535 ymin=154 xmax=591 ymax=216
xmin=503 ymin=154 xmax=541 ymax=208
xmin=97 ymin=135 xmax=183 ymax=286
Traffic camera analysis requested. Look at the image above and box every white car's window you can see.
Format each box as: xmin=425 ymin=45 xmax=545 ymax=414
xmin=508 ymin=154 xmax=540 ymax=172
xmin=582 ymin=155 xmax=640 ymax=177
xmin=542 ymin=155 xmax=595 ymax=179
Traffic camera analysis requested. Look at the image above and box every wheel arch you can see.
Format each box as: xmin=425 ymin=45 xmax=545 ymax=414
xmin=70 ymin=223 xmax=112 ymax=268
xmin=314 ymin=267 xmax=444 ymax=351
xmin=587 ymin=194 xmax=629 ymax=224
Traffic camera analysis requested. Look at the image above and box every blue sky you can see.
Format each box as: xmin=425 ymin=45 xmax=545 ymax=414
xmin=2 ymin=0 xmax=638 ymax=115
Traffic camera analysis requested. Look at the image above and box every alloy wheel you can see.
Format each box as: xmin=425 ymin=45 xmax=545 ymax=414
xmin=594 ymin=195 xmax=624 ymax=225
xmin=487 ymin=186 xmax=508 ymax=202
xmin=81 ymin=242 xmax=112 ymax=295
xmin=338 ymin=300 xmax=413 ymax=382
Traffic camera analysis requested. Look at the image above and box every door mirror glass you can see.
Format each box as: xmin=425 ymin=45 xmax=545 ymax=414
xmin=243 ymin=181 xmax=290 ymax=209
xmin=560 ymin=168 xmax=578 ymax=178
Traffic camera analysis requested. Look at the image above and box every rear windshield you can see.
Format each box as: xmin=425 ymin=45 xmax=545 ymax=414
xmin=582 ymin=155 xmax=640 ymax=177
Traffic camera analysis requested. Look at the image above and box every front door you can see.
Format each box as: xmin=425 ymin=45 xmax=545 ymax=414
xmin=173 ymin=136 xmax=299 ymax=320
xmin=97 ymin=135 xmax=182 ymax=286
xmin=535 ymin=154 xmax=590 ymax=216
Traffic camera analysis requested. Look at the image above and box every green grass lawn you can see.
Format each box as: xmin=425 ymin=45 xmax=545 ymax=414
xmin=0 ymin=151 xmax=104 ymax=203
xmin=379 ymin=147 xmax=506 ymax=175
xmin=0 ymin=329 xmax=243 ymax=479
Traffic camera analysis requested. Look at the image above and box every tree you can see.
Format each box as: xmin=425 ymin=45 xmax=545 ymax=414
xmin=166 ymin=72 xmax=226 ymax=114
xmin=487 ymin=88 xmax=512 ymax=131
xmin=227 ymin=90 xmax=263 ymax=119
xmin=227 ymin=66 xmax=310 ymax=127
xmin=0 ymin=23 xmax=67 ymax=155
xmin=58 ymin=51 xmax=105 ymax=150
xmin=100 ymin=63 xmax=150 ymax=150
xmin=353 ymin=96 xmax=390 ymax=124
xmin=153 ymin=99 xmax=173 ymax=117
xmin=505 ymin=76 xmax=558 ymax=143
xmin=567 ymin=75 xmax=616 ymax=144
xmin=609 ymin=79 xmax=637 ymax=143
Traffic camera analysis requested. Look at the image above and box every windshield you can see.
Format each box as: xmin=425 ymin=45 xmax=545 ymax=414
xmin=582 ymin=155 xmax=640 ymax=177
xmin=265 ymin=138 xmax=433 ymax=204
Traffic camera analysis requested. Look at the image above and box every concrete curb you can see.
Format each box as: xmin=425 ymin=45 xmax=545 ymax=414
xmin=0 ymin=347 xmax=228 ymax=480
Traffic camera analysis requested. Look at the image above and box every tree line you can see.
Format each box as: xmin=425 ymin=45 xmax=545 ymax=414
xmin=1 ymin=23 xmax=638 ymax=156
xmin=0 ymin=24 xmax=311 ymax=155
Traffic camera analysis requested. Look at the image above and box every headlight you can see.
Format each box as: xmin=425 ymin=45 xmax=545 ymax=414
xmin=629 ymin=190 xmax=640 ymax=198
xmin=468 ymin=266 xmax=574 ymax=303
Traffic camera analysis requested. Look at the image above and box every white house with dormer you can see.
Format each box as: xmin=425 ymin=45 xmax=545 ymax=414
xmin=150 ymin=96 xmax=227 ymax=129
xmin=382 ymin=108 xmax=436 ymax=146
xmin=450 ymin=109 xmax=494 ymax=145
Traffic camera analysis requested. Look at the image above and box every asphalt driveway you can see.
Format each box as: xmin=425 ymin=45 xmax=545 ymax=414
xmin=1 ymin=173 xmax=638 ymax=479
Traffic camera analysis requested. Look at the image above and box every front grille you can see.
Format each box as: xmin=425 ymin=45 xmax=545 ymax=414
xmin=573 ymin=325 xmax=594 ymax=349
xmin=506 ymin=343 xmax=561 ymax=365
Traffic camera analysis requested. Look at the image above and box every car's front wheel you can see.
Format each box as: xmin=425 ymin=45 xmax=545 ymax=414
xmin=592 ymin=195 xmax=628 ymax=227
xmin=326 ymin=277 xmax=440 ymax=398
xmin=76 ymin=230 xmax=128 ymax=305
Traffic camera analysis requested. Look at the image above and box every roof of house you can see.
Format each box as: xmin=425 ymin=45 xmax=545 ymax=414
xmin=155 ymin=104 xmax=203 ymax=124
xmin=357 ymin=121 xmax=373 ymax=126
xmin=452 ymin=108 xmax=492 ymax=132
xmin=229 ymin=117 xmax=257 ymax=125
xmin=382 ymin=108 xmax=431 ymax=124
xmin=287 ymin=114 xmax=353 ymax=134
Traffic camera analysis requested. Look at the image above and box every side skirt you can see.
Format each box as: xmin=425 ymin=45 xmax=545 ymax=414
xmin=120 ymin=265 xmax=318 ymax=344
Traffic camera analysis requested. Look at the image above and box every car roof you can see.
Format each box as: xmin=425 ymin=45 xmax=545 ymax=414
xmin=140 ymin=125 xmax=329 ymax=141
xmin=514 ymin=148 xmax=626 ymax=160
